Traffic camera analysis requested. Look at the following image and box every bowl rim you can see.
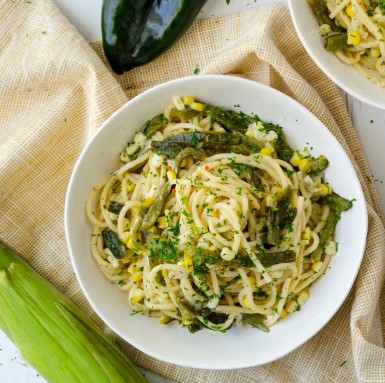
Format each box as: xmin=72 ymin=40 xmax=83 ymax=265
xmin=288 ymin=0 xmax=385 ymax=110
xmin=64 ymin=74 xmax=368 ymax=369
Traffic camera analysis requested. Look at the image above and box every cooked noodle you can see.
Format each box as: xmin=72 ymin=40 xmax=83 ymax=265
xmin=321 ymin=0 xmax=385 ymax=86
xmin=86 ymin=96 xmax=347 ymax=333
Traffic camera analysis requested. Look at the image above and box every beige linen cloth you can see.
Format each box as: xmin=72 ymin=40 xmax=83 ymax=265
xmin=1 ymin=0 xmax=385 ymax=382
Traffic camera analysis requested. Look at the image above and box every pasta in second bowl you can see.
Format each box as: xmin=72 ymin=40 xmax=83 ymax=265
xmin=65 ymin=75 xmax=367 ymax=369
xmin=289 ymin=0 xmax=385 ymax=110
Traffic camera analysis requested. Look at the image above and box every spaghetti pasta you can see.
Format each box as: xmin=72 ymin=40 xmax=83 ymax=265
xmin=311 ymin=0 xmax=385 ymax=87
xmin=86 ymin=96 xmax=352 ymax=333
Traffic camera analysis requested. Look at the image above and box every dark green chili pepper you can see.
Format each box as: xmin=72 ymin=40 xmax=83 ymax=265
xmin=102 ymin=0 xmax=208 ymax=74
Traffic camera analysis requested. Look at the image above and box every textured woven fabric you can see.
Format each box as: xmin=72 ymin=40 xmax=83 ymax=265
xmin=1 ymin=0 xmax=385 ymax=382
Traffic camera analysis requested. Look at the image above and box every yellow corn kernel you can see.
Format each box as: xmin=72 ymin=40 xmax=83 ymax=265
xmin=298 ymin=158 xmax=311 ymax=173
xmin=177 ymin=260 xmax=184 ymax=266
xmin=297 ymin=290 xmax=310 ymax=306
xmin=242 ymin=297 xmax=250 ymax=308
xmin=181 ymin=96 xmax=195 ymax=105
xmin=290 ymin=151 xmax=301 ymax=167
xmin=127 ymin=182 xmax=135 ymax=192
xmin=182 ymin=318 xmax=193 ymax=326
xmin=265 ymin=194 xmax=276 ymax=208
xmin=184 ymin=252 xmax=194 ymax=273
xmin=161 ymin=269 xmax=168 ymax=278
xmin=236 ymin=278 xmax=243 ymax=285
xmin=371 ymin=48 xmax=381 ymax=59
xmin=260 ymin=147 xmax=275 ymax=156
xmin=345 ymin=4 xmax=355 ymax=17
xmin=157 ymin=216 xmax=167 ymax=229
xmin=180 ymin=158 xmax=187 ymax=168
xmin=318 ymin=183 xmax=331 ymax=197
xmin=142 ymin=197 xmax=154 ymax=208
xmin=166 ymin=170 xmax=177 ymax=181
xmin=280 ymin=308 xmax=288 ymax=318
xmin=272 ymin=186 xmax=284 ymax=197
xmin=245 ymin=130 xmax=254 ymax=137
xmin=312 ymin=261 xmax=323 ymax=273
xmin=248 ymin=276 xmax=256 ymax=287
xmin=303 ymin=227 xmax=311 ymax=241
xmin=190 ymin=102 xmax=205 ymax=111
xmin=348 ymin=30 xmax=360 ymax=45
xmin=285 ymin=299 xmax=298 ymax=314
xmin=127 ymin=238 xmax=135 ymax=250
xmin=132 ymin=272 xmax=143 ymax=282
xmin=159 ymin=315 xmax=173 ymax=324
xmin=128 ymin=262 xmax=139 ymax=275
xmin=148 ymin=226 xmax=157 ymax=233
xmin=161 ymin=292 xmax=170 ymax=299
xmin=132 ymin=288 xmax=145 ymax=302
xmin=121 ymin=232 xmax=131 ymax=244
xmin=121 ymin=255 xmax=133 ymax=264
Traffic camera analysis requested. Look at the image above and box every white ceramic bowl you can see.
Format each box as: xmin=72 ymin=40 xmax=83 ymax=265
xmin=65 ymin=75 xmax=367 ymax=369
xmin=288 ymin=0 xmax=385 ymax=110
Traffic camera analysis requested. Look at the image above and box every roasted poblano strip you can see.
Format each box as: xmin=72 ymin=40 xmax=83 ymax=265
xmin=309 ymin=210 xmax=339 ymax=262
xmin=151 ymin=132 xmax=259 ymax=158
xmin=107 ymin=201 xmax=124 ymax=215
xmin=266 ymin=187 xmax=294 ymax=246
xmin=310 ymin=0 xmax=348 ymax=51
xmin=206 ymin=106 xmax=258 ymax=133
xmin=141 ymin=182 xmax=171 ymax=231
xmin=312 ymin=0 xmax=345 ymax=33
xmin=323 ymin=192 xmax=353 ymax=213
xmin=325 ymin=33 xmax=349 ymax=51
xmin=235 ymin=164 xmax=261 ymax=189
xmin=280 ymin=207 xmax=297 ymax=228
xmin=174 ymin=147 xmax=206 ymax=173
xmin=257 ymin=250 xmax=296 ymax=267
xmin=264 ymin=123 xmax=294 ymax=162
xmin=257 ymin=123 xmax=328 ymax=174
xmin=169 ymin=108 xmax=203 ymax=121
xmin=242 ymin=313 xmax=269 ymax=332
xmin=102 ymin=229 xmax=126 ymax=259
xmin=141 ymin=113 xmax=169 ymax=138
xmin=191 ymin=247 xmax=295 ymax=268
xmin=309 ymin=155 xmax=329 ymax=174
xmin=152 ymin=131 xmax=242 ymax=148
xmin=310 ymin=193 xmax=352 ymax=261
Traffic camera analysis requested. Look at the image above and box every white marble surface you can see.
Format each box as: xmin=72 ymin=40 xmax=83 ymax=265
xmin=1 ymin=0 xmax=385 ymax=382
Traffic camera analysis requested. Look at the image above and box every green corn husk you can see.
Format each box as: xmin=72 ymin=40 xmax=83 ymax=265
xmin=0 ymin=242 xmax=148 ymax=383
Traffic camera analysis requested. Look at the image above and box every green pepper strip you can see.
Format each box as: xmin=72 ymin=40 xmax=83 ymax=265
xmin=325 ymin=33 xmax=349 ymax=51
xmin=266 ymin=186 xmax=294 ymax=246
xmin=142 ymin=114 xmax=169 ymax=138
xmin=323 ymin=192 xmax=353 ymax=213
xmin=101 ymin=229 xmax=125 ymax=259
xmin=309 ymin=210 xmax=339 ymax=262
xmin=141 ymin=183 xmax=171 ymax=231
xmin=107 ymin=201 xmax=124 ymax=215
xmin=242 ymin=313 xmax=269 ymax=332
xmin=174 ymin=148 xmax=206 ymax=174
